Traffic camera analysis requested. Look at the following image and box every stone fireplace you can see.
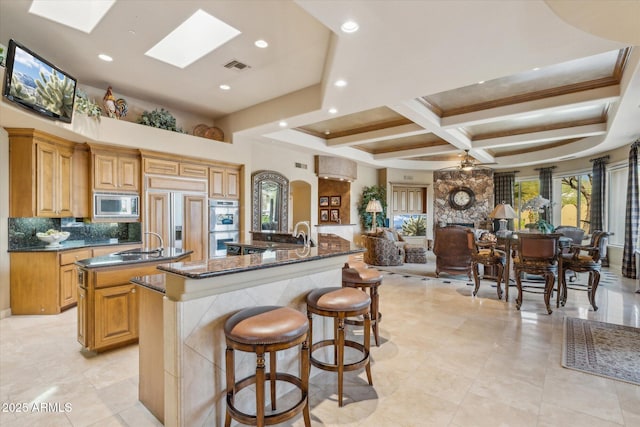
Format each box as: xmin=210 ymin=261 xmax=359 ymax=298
xmin=433 ymin=169 xmax=494 ymax=229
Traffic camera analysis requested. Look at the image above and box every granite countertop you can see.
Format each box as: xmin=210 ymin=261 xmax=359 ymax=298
xmin=8 ymin=239 xmax=143 ymax=253
xmin=131 ymin=273 xmax=166 ymax=294
xmin=224 ymin=240 xmax=303 ymax=250
xmin=75 ymin=247 xmax=192 ymax=269
xmin=158 ymin=234 xmax=363 ymax=279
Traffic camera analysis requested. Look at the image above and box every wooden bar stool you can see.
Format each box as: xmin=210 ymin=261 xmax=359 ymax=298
xmin=342 ymin=263 xmax=384 ymax=346
xmin=224 ymin=306 xmax=311 ymax=427
xmin=306 ymin=287 xmax=373 ymax=407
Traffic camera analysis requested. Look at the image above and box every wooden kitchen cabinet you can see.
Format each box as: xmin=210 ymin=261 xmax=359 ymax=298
xmin=209 ymin=166 xmax=239 ymax=199
xmin=77 ymin=286 xmax=87 ymax=347
xmin=8 ymin=128 xmax=78 ymax=218
xmin=10 ymin=247 xmax=91 ymax=314
xmin=94 ymin=283 xmax=139 ymax=350
xmin=93 ymin=151 xmax=140 ymax=192
xmin=183 ymin=194 xmax=207 ymax=261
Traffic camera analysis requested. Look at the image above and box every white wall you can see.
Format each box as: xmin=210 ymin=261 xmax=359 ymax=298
xmin=0 ymin=128 xmax=10 ymax=316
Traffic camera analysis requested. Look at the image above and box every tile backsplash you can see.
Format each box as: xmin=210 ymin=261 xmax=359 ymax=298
xmin=8 ymin=218 xmax=141 ymax=249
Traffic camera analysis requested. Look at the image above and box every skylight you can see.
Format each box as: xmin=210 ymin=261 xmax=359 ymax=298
xmin=145 ymin=9 xmax=241 ymax=69
xmin=29 ymin=0 xmax=116 ymax=33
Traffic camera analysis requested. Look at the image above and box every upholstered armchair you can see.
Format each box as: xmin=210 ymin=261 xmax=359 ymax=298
xmin=362 ymin=234 xmax=405 ymax=266
xmin=433 ymin=225 xmax=474 ymax=278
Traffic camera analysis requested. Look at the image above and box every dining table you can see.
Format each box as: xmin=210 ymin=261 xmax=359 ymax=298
xmin=496 ymin=232 xmax=573 ymax=303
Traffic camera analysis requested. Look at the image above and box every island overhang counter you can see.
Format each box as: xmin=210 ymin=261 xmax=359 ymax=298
xmin=154 ymin=234 xmax=364 ymax=427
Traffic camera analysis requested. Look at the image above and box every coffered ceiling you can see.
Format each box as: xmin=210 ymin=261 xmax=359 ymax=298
xmin=0 ymin=1 xmax=638 ymax=170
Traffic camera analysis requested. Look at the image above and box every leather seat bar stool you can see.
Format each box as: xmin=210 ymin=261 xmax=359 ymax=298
xmin=342 ymin=263 xmax=383 ymax=346
xmin=224 ymin=306 xmax=311 ymax=427
xmin=306 ymin=287 xmax=373 ymax=407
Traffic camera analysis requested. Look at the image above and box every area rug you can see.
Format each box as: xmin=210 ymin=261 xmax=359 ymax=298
xmin=562 ymin=317 xmax=640 ymax=385
xmin=376 ymin=262 xmax=473 ymax=284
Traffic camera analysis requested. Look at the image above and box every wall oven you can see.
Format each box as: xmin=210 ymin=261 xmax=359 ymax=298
xmin=209 ymin=231 xmax=240 ymax=258
xmin=209 ymin=199 xmax=239 ymax=232
xmin=94 ymin=193 xmax=139 ymax=219
xmin=209 ymin=199 xmax=240 ymax=257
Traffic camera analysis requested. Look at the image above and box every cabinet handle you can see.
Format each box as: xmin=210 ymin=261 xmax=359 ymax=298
xmin=131 ymin=288 xmax=136 ymax=294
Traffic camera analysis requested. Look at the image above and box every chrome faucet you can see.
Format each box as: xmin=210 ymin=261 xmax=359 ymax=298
xmin=144 ymin=231 xmax=164 ymax=252
xmin=293 ymin=221 xmax=311 ymax=247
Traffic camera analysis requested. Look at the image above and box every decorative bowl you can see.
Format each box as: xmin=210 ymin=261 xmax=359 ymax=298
xmin=36 ymin=231 xmax=70 ymax=247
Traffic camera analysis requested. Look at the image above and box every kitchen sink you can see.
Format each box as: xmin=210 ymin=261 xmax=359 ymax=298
xmin=112 ymin=248 xmax=163 ymax=256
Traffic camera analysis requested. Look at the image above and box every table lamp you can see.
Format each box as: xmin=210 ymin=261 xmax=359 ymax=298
xmin=366 ymin=199 xmax=383 ymax=233
xmin=489 ymin=202 xmax=517 ymax=237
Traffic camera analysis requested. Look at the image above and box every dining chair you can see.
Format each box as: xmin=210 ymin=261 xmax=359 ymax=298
xmin=512 ymin=233 xmax=562 ymax=314
xmin=560 ymin=231 xmax=611 ymax=311
xmin=554 ymin=226 xmax=586 ymax=282
xmin=469 ymin=233 xmax=506 ymax=299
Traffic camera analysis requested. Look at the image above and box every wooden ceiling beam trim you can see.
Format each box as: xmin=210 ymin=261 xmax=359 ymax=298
xmin=472 ymin=117 xmax=605 ymax=141
xmin=390 ymin=100 xmax=472 ymax=152
xmin=472 ymin=123 xmax=607 ymax=150
xmin=326 ymin=123 xmax=430 ymax=147
xmin=373 ymin=145 xmax=458 ymax=160
xmin=440 ymin=85 xmax=619 ymax=128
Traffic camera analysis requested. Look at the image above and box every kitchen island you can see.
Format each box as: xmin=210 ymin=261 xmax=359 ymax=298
xmin=154 ymin=233 xmax=363 ymax=427
xmin=75 ymin=247 xmax=191 ymax=354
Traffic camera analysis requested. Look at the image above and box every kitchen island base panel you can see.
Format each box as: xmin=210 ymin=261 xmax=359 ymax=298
xmin=162 ymin=265 xmax=344 ymax=427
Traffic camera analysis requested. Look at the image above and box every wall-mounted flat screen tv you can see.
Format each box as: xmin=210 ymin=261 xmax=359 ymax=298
xmin=2 ymin=39 xmax=77 ymax=123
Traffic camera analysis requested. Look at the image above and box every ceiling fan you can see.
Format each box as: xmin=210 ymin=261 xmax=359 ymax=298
xmin=438 ymin=150 xmax=496 ymax=171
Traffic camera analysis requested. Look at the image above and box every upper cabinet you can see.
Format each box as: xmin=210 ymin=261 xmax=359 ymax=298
xmin=209 ymin=166 xmax=239 ymax=200
xmin=92 ymin=149 xmax=140 ymax=192
xmin=8 ymin=128 xmax=80 ymax=218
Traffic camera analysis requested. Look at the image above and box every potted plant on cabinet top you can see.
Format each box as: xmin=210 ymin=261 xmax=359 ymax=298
xmin=137 ymin=108 xmax=185 ymax=133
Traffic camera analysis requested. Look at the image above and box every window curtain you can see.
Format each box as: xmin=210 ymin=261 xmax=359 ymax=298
xmin=622 ymin=139 xmax=639 ymax=279
xmin=494 ymin=172 xmax=515 ymax=230
xmin=539 ymin=167 xmax=553 ymax=222
xmin=589 ymin=156 xmax=608 ymax=233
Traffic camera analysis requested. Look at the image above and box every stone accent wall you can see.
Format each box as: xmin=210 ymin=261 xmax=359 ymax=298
xmin=433 ymin=169 xmax=494 ymax=228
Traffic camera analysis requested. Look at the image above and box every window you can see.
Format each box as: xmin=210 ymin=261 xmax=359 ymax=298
xmin=514 ymin=179 xmax=540 ymax=230
xmin=608 ymin=166 xmax=627 ymax=246
xmin=558 ymin=173 xmax=592 ymax=229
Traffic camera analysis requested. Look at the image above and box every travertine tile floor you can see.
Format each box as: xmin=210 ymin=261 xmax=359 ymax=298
xmin=1 ymin=265 xmax=639 ymax=426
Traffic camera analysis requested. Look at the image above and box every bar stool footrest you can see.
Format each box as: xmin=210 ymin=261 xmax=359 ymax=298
xmin=310 ymin=339 xmax=370 ymax=372
xmin=227 ymin=372 xmax=308 ymax=426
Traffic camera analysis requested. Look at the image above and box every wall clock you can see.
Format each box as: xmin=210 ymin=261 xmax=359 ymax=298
xmin=449 ymin=186 xmax=475 ymax=210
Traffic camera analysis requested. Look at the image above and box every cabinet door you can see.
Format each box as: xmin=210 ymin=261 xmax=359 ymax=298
xmin=57 ymin=148 xmax=74 ymax=217
xmin=209 ymin=167 xmax=225 ymax=198
xmin=60 ymin=264 xmax=78 ymax=308
xmin=226 ymin=169 xmax=239 ymax=199
xmin=94 ymin=284 xmax=138 ymax=350
xmin=147 ymin=192 xmax=170 ymax=248
xmin=77 ymin=286 xmax=87 ymax=347
xmin=184 ymin=194 xmax=207 ymax=261
xmin=119 ymin=157 xmax=139 ymax=191
xmin=94 ymin=154 xmax=118 ymax=190
xmin=36 ymin=143 xmax=58 ymax=216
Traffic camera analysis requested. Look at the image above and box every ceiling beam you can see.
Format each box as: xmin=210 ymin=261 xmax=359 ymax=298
xmin=326 ymin=123 xmax=430 ymax=147
xmin=473 ymin=123 xmax=607 ymax=149
xmin=440 ymin=85 xmax=620 ymax=128
xmin=373 ymin=145 xmax=458 ymax=160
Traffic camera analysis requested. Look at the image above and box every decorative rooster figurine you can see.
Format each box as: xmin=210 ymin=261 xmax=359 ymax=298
xmin=103 ymin=86 xmax=128 ymax=119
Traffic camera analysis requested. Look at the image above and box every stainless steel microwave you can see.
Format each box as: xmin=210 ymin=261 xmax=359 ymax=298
xmin=94 ymin=193 xmax=139 ymax=218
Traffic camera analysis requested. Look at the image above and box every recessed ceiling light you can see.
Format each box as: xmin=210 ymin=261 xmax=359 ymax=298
xmin=145 ymin=9 xmax=241 ymax=69
xmin=219 ymin=84 xmax=231 ymax=90
xmin=334 ymin=79 xmax=347 ymax=87
xmin=279 ymin=121 xmax=288 ymax=127
xmin=254 ymin=39 xmax=268 ymax=48
xmin=98 ymin=54 xmax=113 ymax=62
xmin=328 ymin=108 xmax=338 ymax=114
xmin=324 ymin=130 xmax=331 ymax=135
xmin=341 ymin=20 xmax=359 ymax=33
xmin=533 ymin=67 xmax=540 ymax=71
xmin=478 ymin=80 xmax=485 ymax=84
xmin=29 ymin=0 xmax=115 ymax=33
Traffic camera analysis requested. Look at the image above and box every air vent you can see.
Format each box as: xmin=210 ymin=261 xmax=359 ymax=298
xmin=224 ymin=59 xmax=250 ymax=70
xmin=403 ymin=175 xmax=414 ymax=180
xmin=295 ymin=162 xmax=308 ymax=170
